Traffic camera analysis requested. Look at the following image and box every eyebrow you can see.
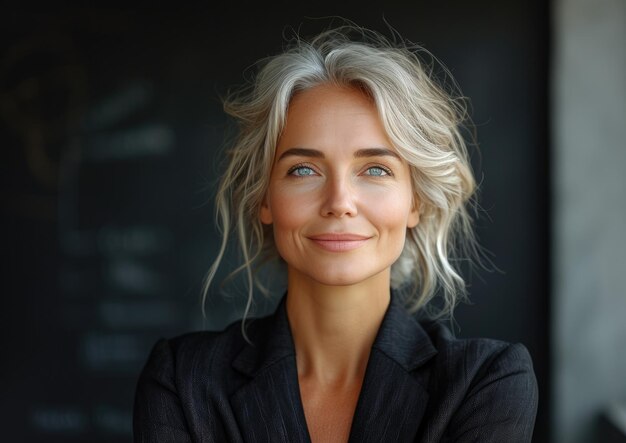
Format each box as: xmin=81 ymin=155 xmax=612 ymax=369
xmin=277 ymin=147 xmax=401 ymax=161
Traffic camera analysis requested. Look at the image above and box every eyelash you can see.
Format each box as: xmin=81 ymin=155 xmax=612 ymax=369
xmin=364 ymin=165 xmax=393 ymax=177
xmin=286 ymin=163 xmax=393 ymax=178
xmin=287 ymin=163 xmax=318 ymax=177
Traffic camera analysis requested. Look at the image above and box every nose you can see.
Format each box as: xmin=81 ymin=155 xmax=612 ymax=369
xmin=320 ymin=175 xmax=358 ymax=218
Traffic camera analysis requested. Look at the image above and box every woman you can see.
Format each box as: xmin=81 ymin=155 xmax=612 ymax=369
xmin=134 ymin=24 xmax=538 ymax=442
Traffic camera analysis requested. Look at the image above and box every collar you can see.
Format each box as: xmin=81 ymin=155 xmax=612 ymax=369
xmin=232 ymin=291 xmax=437 ymax=377
xmin=229 ymin=292 xmax=438 ymax=442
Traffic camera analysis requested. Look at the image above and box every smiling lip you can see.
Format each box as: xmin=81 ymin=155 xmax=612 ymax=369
xmin=307 ymin=233 xmax=371 ymax=252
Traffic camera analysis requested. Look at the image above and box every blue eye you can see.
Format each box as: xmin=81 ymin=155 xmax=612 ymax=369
xmin=289 ymin=166 xmax=316 ymax=177
xmin=365 ymin=166 xmax=390 ymax=176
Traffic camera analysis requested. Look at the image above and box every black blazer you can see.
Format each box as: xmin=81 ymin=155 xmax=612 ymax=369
xmin=134 ymin=295 xmax=538 ymax=442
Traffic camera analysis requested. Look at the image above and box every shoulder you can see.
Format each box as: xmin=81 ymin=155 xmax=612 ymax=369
xmin=422 ymin=320 xmax=536 ymax=379
xmin=148 ymin=310 xmax=271 ymax=372
xmin=134 ymin=314 xmax=278 ymax=440
xmin=138 ymin=312 xmax=275 ymax=391
xmin=418 ymin=321 xmax=538 ymax=441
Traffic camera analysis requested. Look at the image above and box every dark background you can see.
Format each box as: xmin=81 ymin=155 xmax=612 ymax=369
xmin=1 ymin=3 xmax=550 ymax=442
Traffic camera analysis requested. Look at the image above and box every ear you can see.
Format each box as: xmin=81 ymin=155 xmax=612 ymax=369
xmin=407 ymin=196 xmax=420 ymax=228
xmin=259 ymin=194 xmax=273 ymax=225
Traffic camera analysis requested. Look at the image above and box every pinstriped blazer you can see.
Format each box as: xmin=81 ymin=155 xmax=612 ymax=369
xmin=134 ymin=294 xmax=538 ymax=442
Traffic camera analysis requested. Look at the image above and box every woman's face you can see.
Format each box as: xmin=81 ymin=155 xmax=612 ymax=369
xmin=260 ymin=84 xmax=419 ymax=288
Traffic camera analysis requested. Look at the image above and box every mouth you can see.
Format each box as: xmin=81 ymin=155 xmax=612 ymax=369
xmin=307 ymin=233 xmax=371 ymax=252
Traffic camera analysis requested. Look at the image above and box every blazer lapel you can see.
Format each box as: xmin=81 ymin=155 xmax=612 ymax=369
xmin=348 ymin=296 xmax=438 ymax=443
xmin=230 ymin=299 xmax=311 ymax=443
xmin=229 ymin=294 xmax=437 ymax=443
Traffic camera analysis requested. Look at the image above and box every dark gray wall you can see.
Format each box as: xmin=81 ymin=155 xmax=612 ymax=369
xmin=1 ymin=3 xmax=549 ymax=441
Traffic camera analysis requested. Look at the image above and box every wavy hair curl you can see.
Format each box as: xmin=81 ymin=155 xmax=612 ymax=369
xmin=203 ymin=24 xmax=479 ymax=323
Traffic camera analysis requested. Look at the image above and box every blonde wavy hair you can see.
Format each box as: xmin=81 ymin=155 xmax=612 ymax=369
xmin=203 ymin=24 xmax=479 ymax=322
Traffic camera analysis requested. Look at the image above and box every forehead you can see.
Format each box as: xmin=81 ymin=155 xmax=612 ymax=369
xmin=275 ymin=84 xmax=394 ymax=157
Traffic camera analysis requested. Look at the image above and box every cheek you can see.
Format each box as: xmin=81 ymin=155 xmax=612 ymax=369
xmin=363 ymin=187 xmax=415 ymax=229
xmin=377 ymin=201 xmax=413 ymax=257
xmin=269 ymin=194 xmax=312 ymax=263
xmin=269 ymin=189 xmax=313 ymax=233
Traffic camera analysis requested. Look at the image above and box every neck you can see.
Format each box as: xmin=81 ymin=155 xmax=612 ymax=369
xmin=286 ymin=267 xmax=391 ymax=387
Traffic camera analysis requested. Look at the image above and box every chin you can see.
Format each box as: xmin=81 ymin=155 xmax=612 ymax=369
xmin=304 ymin=266 xmax=390 ymax=288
